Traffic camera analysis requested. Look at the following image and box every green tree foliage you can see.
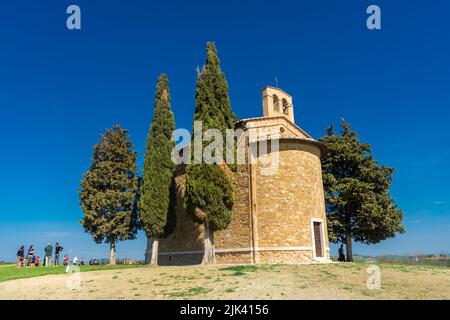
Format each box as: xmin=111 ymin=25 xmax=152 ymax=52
xmin=139 ymin=74 xmax=177 ymax=265
xmin=186 ymin=164 xmax=234 ymax=230
xmin=319 ymin=119 xmax=405 ymax=261
xmin=192 ymin=43 xmax=235 ymax=135
xmin=185 ymin=42 xmax=235 ymax=264
xmin=79 ymin=125 xmax=140 ymax=265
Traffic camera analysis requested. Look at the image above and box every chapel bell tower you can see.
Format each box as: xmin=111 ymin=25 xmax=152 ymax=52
xmin=262 ymin=86 xmax=295 ymax=123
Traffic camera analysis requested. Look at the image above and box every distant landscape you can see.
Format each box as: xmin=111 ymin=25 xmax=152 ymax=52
xmin=333 ymin=254 xmax=450 ymax=268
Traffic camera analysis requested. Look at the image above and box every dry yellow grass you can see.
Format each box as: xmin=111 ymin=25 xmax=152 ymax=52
xmin=0 ymin=263 xmax=448 ymax=300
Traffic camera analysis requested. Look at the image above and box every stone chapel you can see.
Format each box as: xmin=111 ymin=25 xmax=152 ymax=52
xmin=159 ymin=86 xmax=331 ymax=264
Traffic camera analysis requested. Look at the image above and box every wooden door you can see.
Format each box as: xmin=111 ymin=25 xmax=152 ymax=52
xmin=313 ymin=222 xmax=323 ymax=258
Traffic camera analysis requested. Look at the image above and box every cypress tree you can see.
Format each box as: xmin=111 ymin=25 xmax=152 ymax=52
xmin=79 ymin=125 xmax=140 ymax=265
xmin=319 ymin=119 xmax=405 ymax=262
xmin=139 ymin=74 xmax=177 ymax=265
xmin=185 ymin=42 xmax=235 ymax=264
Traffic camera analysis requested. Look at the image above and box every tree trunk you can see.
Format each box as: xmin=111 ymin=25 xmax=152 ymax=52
xmin=110 ymin=239 xmax=116 ymax=265
xmin=144 ymin=237 xmax=152 ymax=265
xmin=202 ymin=221 xmax=215 ymax=265
xmin=345 ymin=233 xmax=353 ymax=262
xmin=150 ymin=238 xmax=159 ymax=266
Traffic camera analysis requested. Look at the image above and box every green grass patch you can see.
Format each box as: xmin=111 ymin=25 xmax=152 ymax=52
xmin=376 ymin=263 xmax=447 ymax=272
xmin=220 ymin=265 xmax=257 ymax=276
xmin=333 ymin=262 xmax=366 ymax=270
xmin=322 ymin=270 xmax=337 ymax=278
xmin=0 ymin=264 xmax=145 ymax=282
xmin=399 ymin=266 xmax=411 ymax=273
xmin=166 ymin=286 xmax=213 ymax=298
xmin=361 ymin=289 xmax=381 ymax=297
xmin=189 ymin=286 xmax=212 ymax=294
xmin=342 ymin=285 xmax=353 ymax=291
xmin=298 ymin=283 xmax=309 ymax=289
xmin=219 ymin=264 xmax=278 ymax=276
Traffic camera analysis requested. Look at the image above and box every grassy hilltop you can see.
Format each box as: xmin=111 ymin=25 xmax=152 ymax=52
xmin=0 ymin=262 xmax=448 ymax=300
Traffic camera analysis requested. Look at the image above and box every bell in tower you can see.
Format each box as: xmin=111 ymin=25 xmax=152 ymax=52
xmin=262 ymin=86 xmax=295 ymax=123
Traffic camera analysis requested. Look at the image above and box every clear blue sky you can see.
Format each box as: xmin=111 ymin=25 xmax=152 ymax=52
xmin=0 ymin=0 xmax=449 ymax=261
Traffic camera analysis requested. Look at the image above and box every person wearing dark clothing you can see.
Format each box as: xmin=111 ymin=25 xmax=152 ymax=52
xmin=16 ymin=245 xmax=25 ymax=268
xmin=27 ymin=245 xmax=35 ymax=257
xmin=54 ymin=243 xmax=63 ymax=266
xmin=27 ymin=245 xmax=35 ymax=267
xmin=338 ymin=244 xmax=346 ymax=262
xmin=44 ymin=243 xmax=53 ymax=267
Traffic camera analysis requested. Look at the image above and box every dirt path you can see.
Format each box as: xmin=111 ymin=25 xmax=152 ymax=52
xmin=0 ymin=263 xmax=448 ymax=300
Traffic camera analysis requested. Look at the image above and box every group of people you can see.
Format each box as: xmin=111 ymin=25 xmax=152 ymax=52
xmin=16 ymin=242 xmax=64 ymax=268
xmin=16 ymin=243 xmax=100 ymax=268
xmin=66 ymin=257 xmax=98 ymax=266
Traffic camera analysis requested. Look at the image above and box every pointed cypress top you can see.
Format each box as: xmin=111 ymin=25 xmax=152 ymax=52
xmin=326 ymin=125 xmax=335 ymax=136
xmin=205 ymin=42 xmax=221 ymax=72
xmin=155 ymin=73 xmax=170 ymax=103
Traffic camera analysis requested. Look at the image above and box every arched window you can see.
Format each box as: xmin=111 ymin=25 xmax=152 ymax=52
xmin=282 ymin=98 xmax=289 ymax=115
xmin=273 ymin=94 xmax=280 ymax=112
